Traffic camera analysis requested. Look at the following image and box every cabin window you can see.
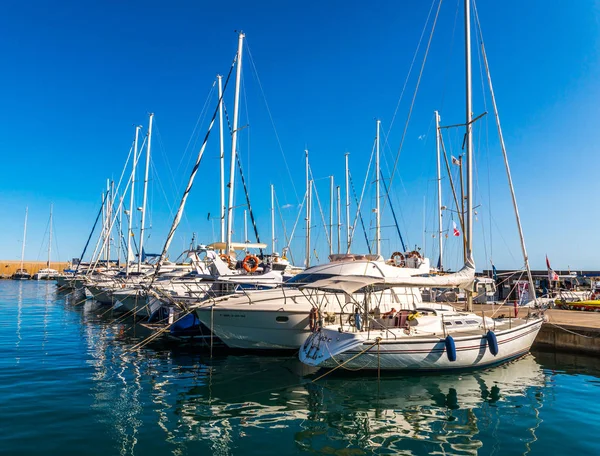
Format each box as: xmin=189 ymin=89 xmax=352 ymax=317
xmin=275 ymin=316 xmax=289 ymax=323
xmin=455 ymin=321 xmax=464 ymax=325
xmin=466 ymin=320 xmax=478 ymax=324
xmin=444 ymin=321 xmax=452 ymax=326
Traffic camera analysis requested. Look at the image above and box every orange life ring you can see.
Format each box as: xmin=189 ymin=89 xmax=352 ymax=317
xmin=219 ymin=253 xmax=234 ymax=268
xmin=242 ymin=254 xmax=260 ymax=273
xmin=390 ymin=252 xmax=405 ymax=267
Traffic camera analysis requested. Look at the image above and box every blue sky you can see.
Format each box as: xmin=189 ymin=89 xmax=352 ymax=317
xmin=1 ymin=0 xmax=599 ymax=271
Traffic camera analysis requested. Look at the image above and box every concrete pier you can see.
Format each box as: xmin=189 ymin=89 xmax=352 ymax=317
xmin=471 ymin=303 xmax=600 ymax=356
xmin=535 ymin=309 xmax=600 ymax=355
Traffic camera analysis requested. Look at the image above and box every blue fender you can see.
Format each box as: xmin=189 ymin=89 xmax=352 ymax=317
xmin=445 ymin=335 xmax=457 ymax=362
xmin=486 ymin=330 xmax=499 ymax=356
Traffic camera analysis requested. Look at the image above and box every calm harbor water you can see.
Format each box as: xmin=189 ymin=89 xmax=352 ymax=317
xmin=1 ymin=281 xmax=600 ymax=455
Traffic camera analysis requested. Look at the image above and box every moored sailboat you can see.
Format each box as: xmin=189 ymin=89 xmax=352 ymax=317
xmin=298 ymin=0 xmax=545 ymax=372
xmin=12 ymin=207 xmax=31 ymax=280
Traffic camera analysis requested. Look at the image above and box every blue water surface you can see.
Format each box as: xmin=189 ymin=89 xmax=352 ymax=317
xmin=1 ymin=280 xmax=599 ymax=455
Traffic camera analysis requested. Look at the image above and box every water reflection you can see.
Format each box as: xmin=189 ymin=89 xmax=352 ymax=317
xmin=48 ymin=284 xmax=588 ymax=455
xmin=5 ymin=281 xmax=600 ymax=456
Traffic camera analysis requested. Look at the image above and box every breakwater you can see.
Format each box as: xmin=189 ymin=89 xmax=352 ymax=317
xmin=0 ymin=260 xmax=69 ymax=278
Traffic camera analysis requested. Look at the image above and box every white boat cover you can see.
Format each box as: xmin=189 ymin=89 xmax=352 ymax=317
xmin=299 ymin=259 xmax=475 ymax=295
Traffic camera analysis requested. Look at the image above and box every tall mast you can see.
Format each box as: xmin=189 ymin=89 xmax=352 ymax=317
xmin=244 ymin=209 xmax=248 ymax=243
xmin=117 ymin=200 xmax=122 ymax=265
xmin=126 ymin=125 xmax=140 ymax=275
xmin=375 ymin=120 xmax=381 ymax=256
xmin=138 ymin=113 xmax=154 ymax=271
xmin=20 ymin=207 xmax=28 ymax=271
xmin=47 ymin=204 xmax=53 ymax=269
xmin=345 ymin=153 xmax=351 ymax=253
xmin=329 ymin=176 xmax=334 ymax=256
xmin=435 ymin=111 xmax=443 ymax=271
xmin=218 ymin=74 xmax=226 ymax=248
xmin=225 ymin=31 xmax=245 ymax=254
xmin=305 ymin=149 xmax=311 ymax=267
xmin=271 ymin=184 xmax=276 ymax=253
xmin=480 ymin=30 xmax=538 ymax=304
xmin=336 ymin=186 xmax=341 ymax=253
xmin=106 ymin=179 xmax=111 ymax=265
xmin=464 ymin=0 xmax=474 ymax=311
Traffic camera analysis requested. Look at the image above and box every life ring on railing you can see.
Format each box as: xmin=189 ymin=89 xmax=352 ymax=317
xmin=242 ymin=254 xmax=260 ymax=273
xmin=390 ymin=252 xmax=405 ymax=267
xmin=219 ymin=254 xmax=234 ymax=269
xmin=309 ymin=308 xmax=321 ymax=332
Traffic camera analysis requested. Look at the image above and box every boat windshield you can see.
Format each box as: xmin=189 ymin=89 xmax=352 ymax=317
xmin=285 ymin=272 xmax=339 ymax=285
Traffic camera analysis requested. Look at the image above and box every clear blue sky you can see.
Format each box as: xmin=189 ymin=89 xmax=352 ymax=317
xmin=1 ymin=0 xmax=599 ymax=271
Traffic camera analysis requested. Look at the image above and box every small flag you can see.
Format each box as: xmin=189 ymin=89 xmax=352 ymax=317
xmin=546 ymin=255 xmax=559 ymax=281
xmin=453 ymin=221 xmax=460 ymax=237
xmin=451 ymin=156 xmax=460 ymax=166
xmin=492 ymin=263 xmax=498 ymax=281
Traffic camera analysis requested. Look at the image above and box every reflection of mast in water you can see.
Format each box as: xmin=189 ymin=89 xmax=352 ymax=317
xmin=15 ymin=282 xmax=23 ymax=363
xmin=42 ymin=281 xmax=52 ymax=351
xmin=299 ymin=355 xmax=547 ymax=454
xmin=148 ymin=353 xmax=217 ymax=455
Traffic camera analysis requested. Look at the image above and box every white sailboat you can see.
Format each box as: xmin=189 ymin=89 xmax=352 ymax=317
xmin=34 ymin=204 xmax=60 ymax=280
xmin=298 ymin=0 xmax=545 ymax=372
xmin=12 ymin=207 xmax=31 ymax=280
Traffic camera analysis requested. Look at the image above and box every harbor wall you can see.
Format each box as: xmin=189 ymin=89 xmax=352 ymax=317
xmin=534 ymin=323 xmax=600 ymax=355
xmin=0 ymin=260 xmax=69 ymax=278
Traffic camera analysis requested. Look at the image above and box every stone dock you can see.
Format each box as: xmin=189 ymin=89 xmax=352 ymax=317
xmin=0 ymin=261 xmax=69 ymax=278
xmin=472 ymin=304 xmax=600 ymax=355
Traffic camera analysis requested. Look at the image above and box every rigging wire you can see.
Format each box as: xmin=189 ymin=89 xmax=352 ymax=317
xmin=245 ymin=40 xmax=300 ymax=204
xmin=176 ymin=80 xmax=217 ymax=178
xmin=274 ymin=191 xmax=296 ymax=264
xmin=382 ymin=0 xmax=439 ymax=151
xmin=349 ymin=141 xmax=376 ymax=248
xmin=387 ymin=0 xmax=444 ymax=191
xmin=308 ymin=168 xmax=333 ymax=253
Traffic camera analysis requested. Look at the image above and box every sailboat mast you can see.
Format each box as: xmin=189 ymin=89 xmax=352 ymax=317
xmin=106 ymin=179 xmax=111 ymax=265
xmin=48 ymin=204 xmax=53 ymax=269
xmin=305 ymin=149 xmax=311 ymax=267
xmin=271 ymin=184 xmax=276 ymax=253
xmin=127 ymin=125 xmax=140 ymax=275
xmin=465 ymin=0 xmax=474 ymax=311
xmin=480 ymin=34 xmax=538 ymax=303
xmin=218 ymin=74 xmax=226 ymax=249
xmin=20 ymin=207 xmax=28 ymax=271
xmin=435 ymin=111 xmax=443 ymax=271
xmin=329 ymin=176 xmax=334 ymax=256
xmin=375 ymin=119 xmax=381 ymax=256
xmin=225 ymin=32 xmax=245 ymax=254
xmin=139 ymin=113 xmax=153 ymax=271
xmin=336 ymin=186 xmax=341 ymax=254
xmin=244 ymin=209 xmax=248 ymax=243
xmin=345 ymin=153 xmax=351 ymax=253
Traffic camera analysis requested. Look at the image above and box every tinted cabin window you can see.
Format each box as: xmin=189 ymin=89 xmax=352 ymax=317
xmin=276 ymin=316 xmax=289 ymax=323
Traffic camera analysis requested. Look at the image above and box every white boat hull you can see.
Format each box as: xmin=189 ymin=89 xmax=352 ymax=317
xmin=196 ymin=307 xmax=311 ymax=350
xmin=299 ymin=317 xmax=543 ymax=371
